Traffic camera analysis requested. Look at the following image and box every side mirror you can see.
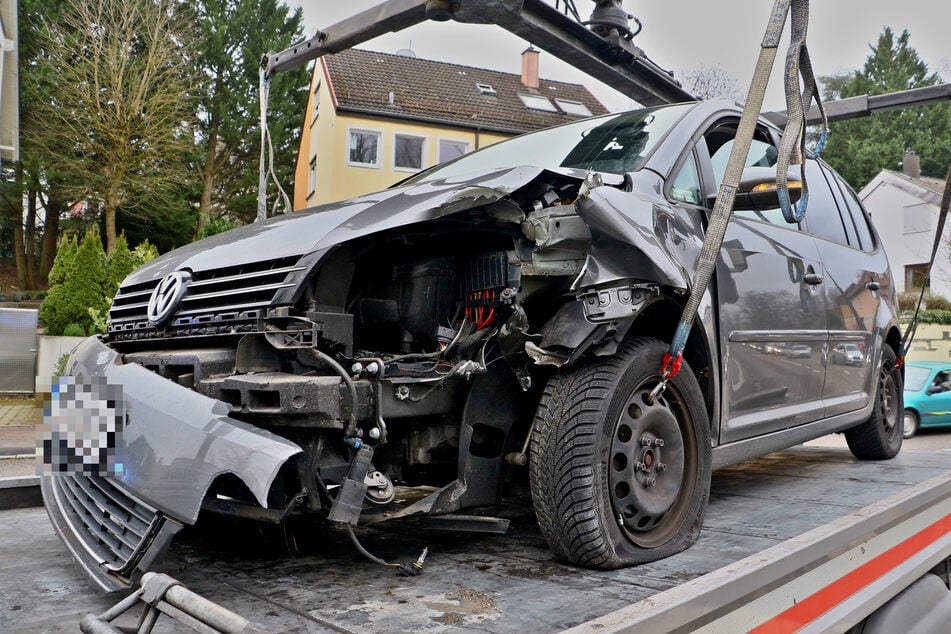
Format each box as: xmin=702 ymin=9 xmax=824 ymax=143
xmin=730 ymin=166 xmax=803 ymax=213
xmin=927 ymin=385 xmax=944 ymax=395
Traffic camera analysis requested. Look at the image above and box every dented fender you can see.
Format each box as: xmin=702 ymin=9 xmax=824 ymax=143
xmin=60 ymin=336 xmax=302 ymax=524
xmin=574 ymin=184 xmax=700 ymax=291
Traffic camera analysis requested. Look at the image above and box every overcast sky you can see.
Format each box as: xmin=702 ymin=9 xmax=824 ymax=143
xmin=292 ymin=1 xmax=950 ymax=112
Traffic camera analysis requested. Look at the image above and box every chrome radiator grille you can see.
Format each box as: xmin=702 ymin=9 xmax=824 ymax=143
xmin=108 ymin=256 xmax=306 ymax=341
xmin=48 ymin=473 xmax=161 ymax=573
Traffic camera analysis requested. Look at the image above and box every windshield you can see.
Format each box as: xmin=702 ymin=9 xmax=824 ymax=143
xmin=402 ymin=103 xmax=693 ymax=185
xmin=905 ymin=365 xmax=932 ymax=392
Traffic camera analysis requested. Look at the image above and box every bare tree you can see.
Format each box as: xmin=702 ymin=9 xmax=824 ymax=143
xmin=681 ymin=65 xmax=743 ymax=101
xmin=27 ymin=0 xmax=195 ymax=253
xmin=940 ymin=57 xmax=951 ymax=82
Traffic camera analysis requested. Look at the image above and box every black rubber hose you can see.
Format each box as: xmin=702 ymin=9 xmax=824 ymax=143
xmin=313 ymin=349 xmax=359 ymax=438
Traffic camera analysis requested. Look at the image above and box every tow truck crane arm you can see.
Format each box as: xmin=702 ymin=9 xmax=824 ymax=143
xmin=262 ymin=0 xmax=695 ymax=106
xmin=763 ymin=82 xmax=951 ymax=125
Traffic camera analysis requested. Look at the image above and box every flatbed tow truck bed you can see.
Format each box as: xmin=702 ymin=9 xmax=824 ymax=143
xmin=3 ymin=445 xmax=951 ymax=633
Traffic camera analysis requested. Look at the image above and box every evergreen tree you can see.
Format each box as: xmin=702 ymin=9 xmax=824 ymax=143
xmin=192 ymin=0 xmax=309 ymax=230
xmin=39 ymin=235 xmax=78 ymax=335
xmin=47 ymin=235 xmax=78 ymax=287
xmin=820 ymin=28 xmax=951 ymax=188
xmin=39 ymin=232 xmax=108 ymax=335
xmin=62 ymin=231 xmax=108 ymax=335
xmin=106 ymin=234 xmax=135 ymax=299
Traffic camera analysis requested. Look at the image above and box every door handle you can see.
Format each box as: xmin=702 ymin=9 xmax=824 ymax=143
xmin=866 ymin=281 xmax=881 ymax=291
xmin=803 ymin=273 xmax=823 ymax=285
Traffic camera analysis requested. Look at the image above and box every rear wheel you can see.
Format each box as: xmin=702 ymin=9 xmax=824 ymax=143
xmin=902 ymin=409 xmax=919 ymax=439
xmin=529 ymin=337 xmax=711 ymax=568
xmin=845 ymin=344 xmax=903 ymax=460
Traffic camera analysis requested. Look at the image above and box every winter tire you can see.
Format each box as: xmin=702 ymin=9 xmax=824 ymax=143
xmin=529 ymin=337 xmax=711 ymax=568
xmin=845 ymin=344 xmax=903 ymax=459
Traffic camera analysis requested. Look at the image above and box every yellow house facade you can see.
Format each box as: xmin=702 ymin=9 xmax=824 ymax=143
xmin=294 ymin=48 xmax=607 ymax=210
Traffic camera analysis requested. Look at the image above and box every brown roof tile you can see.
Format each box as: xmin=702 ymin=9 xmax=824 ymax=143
xmin=324 ymin=48 xmax=609 ymax=134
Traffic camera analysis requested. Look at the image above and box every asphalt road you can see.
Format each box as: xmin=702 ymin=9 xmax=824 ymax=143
xmin=806 ymin=428 xmax=951 ymax=451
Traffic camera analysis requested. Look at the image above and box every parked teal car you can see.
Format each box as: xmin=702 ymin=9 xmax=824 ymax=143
xmin=903 ymin=361 xmax=951 ymax=438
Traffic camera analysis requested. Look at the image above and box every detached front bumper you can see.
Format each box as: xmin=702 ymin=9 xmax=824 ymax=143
xmin=41 ymin=336 xmax=302 ymax=591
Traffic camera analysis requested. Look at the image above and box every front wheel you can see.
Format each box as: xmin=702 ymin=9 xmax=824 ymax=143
xmin=903 ymin=409 xmax=919 ymax=439
xmin=529 ymin=337 xmax=711 ymax=569
xmin=845 ymin=344 xmax=903 ymax=460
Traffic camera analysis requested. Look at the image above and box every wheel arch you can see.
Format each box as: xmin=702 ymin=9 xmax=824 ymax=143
xmin=532 ymin=289 xmax=719 ymax=427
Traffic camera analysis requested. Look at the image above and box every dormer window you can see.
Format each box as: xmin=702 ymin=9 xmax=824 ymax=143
xmin=555 ymin=99 xmax=592 ymax=117
xmin=476 ymin=83 xmax=497 ymax=96
xmin=518 ymin=93 xmax=557 ymax=112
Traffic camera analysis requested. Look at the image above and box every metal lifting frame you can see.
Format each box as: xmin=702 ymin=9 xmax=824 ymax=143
xmin=255 ymin=0 xmax=695 ymax=221
xmin=262 ymin=0 xmax=694 ymax=106
xmin=79 ymin=572 xmax=259 ymax=634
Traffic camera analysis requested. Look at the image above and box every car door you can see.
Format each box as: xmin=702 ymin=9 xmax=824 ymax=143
xmin=801 ymin=162 xmax=886 ymax=417
xmin=921 ymin=368 xmax=951 ymax=428
xmin=690 ymin=121 xmax=828 ymax=443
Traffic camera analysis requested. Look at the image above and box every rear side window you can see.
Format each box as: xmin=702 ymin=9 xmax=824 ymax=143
xmin=800 ymin=160 xmax=849 ymax=246
xmin=830 ymin=171 xmax=876 ymax=252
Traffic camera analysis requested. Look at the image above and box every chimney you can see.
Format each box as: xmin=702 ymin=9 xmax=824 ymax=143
xmin=902 ymin=151 xmax=921 ymax=178
xmin=521 ymin=46 xmax=539 ymax=89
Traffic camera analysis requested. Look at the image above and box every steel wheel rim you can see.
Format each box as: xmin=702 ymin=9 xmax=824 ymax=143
xmin=609 ymin=380 xmax=697 ymax=548
xmin=880 ymin=365 xmax=899 ymax=435
xmin=902 ymin=411 xmax=916 ymax=437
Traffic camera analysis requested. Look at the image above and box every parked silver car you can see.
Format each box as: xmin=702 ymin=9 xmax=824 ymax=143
xmin=42 ymin=99 xmax=903 ymax=591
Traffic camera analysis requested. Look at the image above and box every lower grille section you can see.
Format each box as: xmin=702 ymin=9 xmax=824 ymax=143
xmin=48 ymin=473 xmax=170 ymax=582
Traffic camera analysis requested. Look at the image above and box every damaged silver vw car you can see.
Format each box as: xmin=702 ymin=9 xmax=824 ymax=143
xmin=42 ymin=99 xmax=903 ymax=591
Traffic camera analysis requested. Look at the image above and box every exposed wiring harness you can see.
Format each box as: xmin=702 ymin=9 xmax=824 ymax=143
xmin=346 ymin=526 xmax=428 ymax=576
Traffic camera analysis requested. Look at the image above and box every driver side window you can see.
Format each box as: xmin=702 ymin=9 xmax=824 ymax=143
xmin=704 ymin=124 xmax=795 ymax=227
xmin=932 ymin=371 xmax=951 ymax=393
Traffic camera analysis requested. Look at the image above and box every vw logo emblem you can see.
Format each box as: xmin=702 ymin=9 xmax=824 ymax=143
xmin=147 ymin=271 xmax=190 ymax=327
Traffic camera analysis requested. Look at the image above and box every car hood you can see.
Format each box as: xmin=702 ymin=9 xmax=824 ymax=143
xmin=124 ymin=166 xmax=576 ymax=285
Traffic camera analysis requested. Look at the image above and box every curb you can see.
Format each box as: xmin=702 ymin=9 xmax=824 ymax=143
xmin=0 ymin=450 xmax=36 ymax=458
xmin=0 ymin=475 xmax=42 ymax=510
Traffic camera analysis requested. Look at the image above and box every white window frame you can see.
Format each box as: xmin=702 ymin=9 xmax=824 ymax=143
xmin=347 ymin=127 xmax=383 ymax=169
xmin=438 ymin=138 xmax=469 ymax=164
xmin=518 ymin=93 xmax=557 ymax=112
xmin=393 ymin=133 xmax=427 ymax=172
xmin=308 ymin=156 xmax=317 ymax=196
xmin=554 ymin=98 xmax=592 ymax=117
xmin=475 ymin=83 xmax=497 ymax=96
xmin=310 ymin=77 xmax=321 ymax=125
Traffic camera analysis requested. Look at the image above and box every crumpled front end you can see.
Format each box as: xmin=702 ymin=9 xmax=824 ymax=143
xmin=41 ymin=336 xmax=302 ymax=591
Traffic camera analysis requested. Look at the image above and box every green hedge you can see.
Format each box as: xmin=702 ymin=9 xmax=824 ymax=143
xmin=915 ymin=309 xmax=951 ymax=325
xmin=39 ymin=232 xmax=158 ymax=335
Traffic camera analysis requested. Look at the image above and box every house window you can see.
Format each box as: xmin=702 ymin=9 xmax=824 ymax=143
xmin=310 ymin=78 xmax=321 ymax=124
xmin=308 ymin=157 xmax=316 ymax=196
xmin=904 ymin=203 xmax=930 ymax=234
xmin=476 ymin=83 xmax=497 ymax=96
xmin=906 ymin=264 xmax=930 ymax=290
xmin=518 ymin=93 xmax=557 ymax=112
xmin=394 ymin=134 xmax=425 ymax=171
xmin=438 ymin=139 xmax=468 ymax=164
xmin=555 ymin=98 xmax=592 ymax=117
xmin=348 ymin=129 xmax=381 ymax=168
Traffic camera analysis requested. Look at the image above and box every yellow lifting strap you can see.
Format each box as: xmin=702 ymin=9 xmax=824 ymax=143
xmin=653 ymin=0 xmax=826 ymax=401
